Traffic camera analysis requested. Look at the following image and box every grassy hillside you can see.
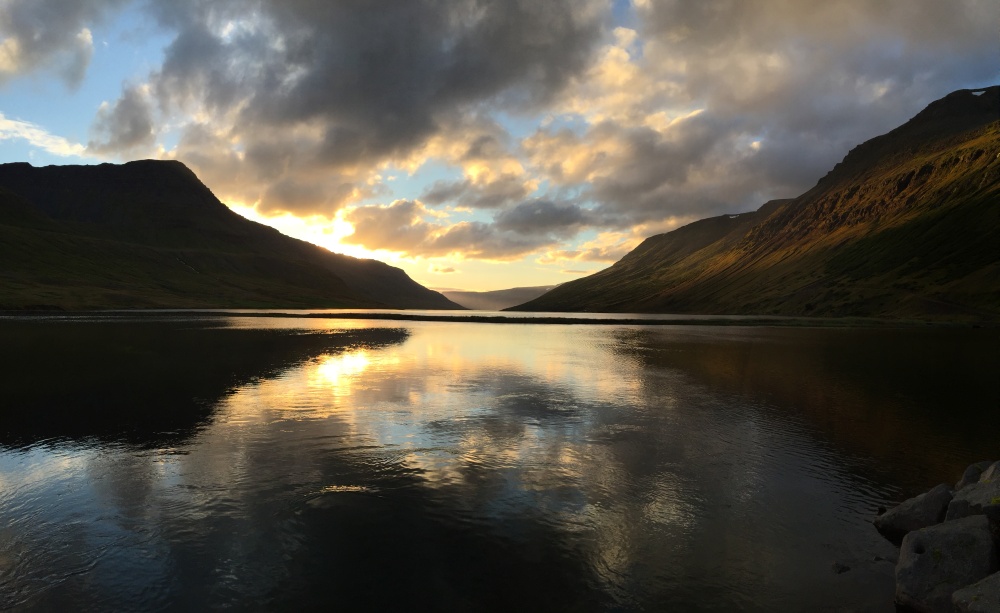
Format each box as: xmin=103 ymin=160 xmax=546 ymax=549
xmin=515 ymin=87 xmax=1000 ymax=321
xmin=0 ymin=161 xmax=461 ymax=310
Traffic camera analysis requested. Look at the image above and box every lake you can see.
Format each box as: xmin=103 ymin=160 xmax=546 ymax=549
xmin=0 ymin=314 xmax=997 ymax=611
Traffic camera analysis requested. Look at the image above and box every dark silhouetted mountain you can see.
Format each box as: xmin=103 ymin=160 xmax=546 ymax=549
xmin=0 ymin=160 xmax=461 ymax=310
xmin=442 ymin=285 xmax=558 ymax=311
xmin=514 ymin=87 xmax=1000 ymax=320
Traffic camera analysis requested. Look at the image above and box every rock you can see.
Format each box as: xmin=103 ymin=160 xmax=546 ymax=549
xmin=953 ymin=571 xmax=1000 ymax=613
xmin=947 ymin=479 xmax=1000 ymax=521
xmin=959 ymin=462 xmax=997 ymax=491
xmin=831 ymin=561 xmax=851 ymax=574
xmin=982 ymin=462 xmax=1000 ymax=484
xmin=986 ymin=505 xmax=1000 ymax=545
xmin=874 ymin=483 xmax=953 ymax=544
xmin=896 ymin=515 xmax=999 ymax=613
xmin=875 ymin=552 xmax=899 ymax=564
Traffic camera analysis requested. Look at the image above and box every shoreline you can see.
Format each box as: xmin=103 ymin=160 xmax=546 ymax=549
xmin=0 ymin=309 xmax=996 ymax=328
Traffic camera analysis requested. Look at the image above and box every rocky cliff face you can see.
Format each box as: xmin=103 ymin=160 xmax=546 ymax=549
xmin=0 ymin=160 xmax=461 ymax=310
xmin=514 ymin=87 xmax=1000 ymax=320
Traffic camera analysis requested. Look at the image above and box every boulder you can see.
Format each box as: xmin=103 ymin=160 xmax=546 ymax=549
xmin=874 ymin=483 xmax=953 ymax=544
xmin=982 ymin=462 xmax=1000 ymax=484
xmin=947 ymin=479 xmax=1000 ymax=522
xmin=895 ymin=515 xmax=998 ymax=613
xmin=959 ymin=462 xmax=997 ymax=491
xmin=953 ymin=571 xmax=1000 ymax=613
xmin=986 ymin=505 xmax=1000 ymax=545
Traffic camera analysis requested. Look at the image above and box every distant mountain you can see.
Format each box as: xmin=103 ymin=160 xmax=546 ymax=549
xmin=514 ymin=86 xmax=1000 ymax=321
xmin=442 ymin=285 xmax=557 ymax=311
xmin=0 ymin=160 xmax=461 ymax=310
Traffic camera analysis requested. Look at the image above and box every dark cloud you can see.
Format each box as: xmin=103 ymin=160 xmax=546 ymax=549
xmin=87 ymin=85 xmax=156 ymax=156
xmin=524 ymin=114 xmax=765 ymax=225
xmin=462 ymin=135 xmax=508 ymax=161
xmin=74 ymin=0 xmax=998 ymax=259
xmin=421 ymin=174 xmax=531 ymax=210
xmin=494 ymin=199 xmax=590 ymax=237
xmin=527 ymin=0 xmax=1000 ymax=227
xmin=0 ymin=0 xmax=127 ymax=87
xmin=93 ymin=0 xmax=605 ymax=215
xmin=343 ymin=200 xmax=556 ymax=260
xmin=430 ymin=221 xmax=551 ymax=259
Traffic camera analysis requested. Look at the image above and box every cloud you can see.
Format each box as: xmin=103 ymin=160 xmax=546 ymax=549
xmin=0 ymin=112 xmax=86 ymax=157
xmin=92 ymin=0 xmax=606 ymax=218
xmin=87 ymin=85 xmax=157 ymax=156
xmin=342 ymin=200 xmax=438 ymax=253
xmin=342 ymin=199 xmax=556 ymax=260
xmin=71 ymin=0 xmax=999 ymax=264
xmin=0 ymin=0 xmax=127 ymax=87
xmin=516 ymin=0 xmax=1000 ymax=229
xmin=417 ymin=123 xmax=539 ymax=209
xmin=537 ymin=230 xmax=643 ymax=265
xmin=421 ymin=173 xmax=531 ymax=210
xmin=494 ymin=199 xmax=590 ymax=237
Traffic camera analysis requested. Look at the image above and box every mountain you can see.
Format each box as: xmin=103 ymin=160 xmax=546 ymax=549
xmin=0 ymin=160 xmax=461 ymax=310
xmin=514 ymin=86 xmax=1000 ymax=320
xmin=442 ymin=285 xmax=557 ymax=311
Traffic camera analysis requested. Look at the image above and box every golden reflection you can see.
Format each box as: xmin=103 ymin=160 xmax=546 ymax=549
xmin=206 ymin=319 xmax=694 ymax=587
xmin=316 ymin=485 xmax=374 ymax=494
xmin=312 ymin=351 xmax=372 ymax=391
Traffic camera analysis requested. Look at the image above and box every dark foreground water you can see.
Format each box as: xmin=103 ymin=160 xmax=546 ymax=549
xmin=0 ymin=316 xmax=997 ymax=611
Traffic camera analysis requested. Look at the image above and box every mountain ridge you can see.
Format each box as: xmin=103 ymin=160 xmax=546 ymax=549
xmin=513 ymin=86 xmax=1000 ymax=320
xmin=442 ymin=285 xmax=557 ymax=311
xmin=0 ymin=160 xmax=462 ymax=310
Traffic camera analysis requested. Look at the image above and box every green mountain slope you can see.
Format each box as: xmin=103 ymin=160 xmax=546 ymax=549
xmin=514 ymin=87 xmax=1000 ymax=320
xmin=0 ymin=160 xmax=461 ymax=310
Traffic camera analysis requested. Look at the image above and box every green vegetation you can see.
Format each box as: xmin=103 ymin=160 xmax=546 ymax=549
xmin=0 ymin=161 xmax=460 ymax=310
xmin=515 ymin=87 xmax=1000 ymax=322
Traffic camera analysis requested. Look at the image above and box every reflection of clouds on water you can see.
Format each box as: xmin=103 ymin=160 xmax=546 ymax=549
xmin=207 ymin=324 xmax=750 ymax=587
xmin=8 ymin=320 xmax=980 ymax=609
xmin=208 ymin=322 xmax=790 ymax=598
xmin=196 ymin=322 xmax=693 ymax=596
xmin=0 ymin=322 xmax=763 ymax=607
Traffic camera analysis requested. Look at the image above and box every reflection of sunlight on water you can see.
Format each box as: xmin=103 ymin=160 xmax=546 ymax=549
xmin=215 ymin=323 xmax=658 ymax=503
xmin=2 ymin=319 xmax=956 ymax=609
xmin=311 ymin=351 xmax=372 ymax=392
xmin=199 ymin=321 xmax=703 ymax=596
xmin=316 ymin=485 xmax=374 ymax=494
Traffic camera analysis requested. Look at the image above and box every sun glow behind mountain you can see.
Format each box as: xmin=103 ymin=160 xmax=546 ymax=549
xmin=0 ymin=1 xmax=996 ymax=291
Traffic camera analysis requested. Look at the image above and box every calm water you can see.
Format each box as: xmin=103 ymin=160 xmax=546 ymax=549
xmin=0 ymin=316 xmax=997 ymax=611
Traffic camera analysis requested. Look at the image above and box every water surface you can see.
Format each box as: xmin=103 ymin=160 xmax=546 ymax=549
xmin=1 ymin=316 xmax=996 ymax=611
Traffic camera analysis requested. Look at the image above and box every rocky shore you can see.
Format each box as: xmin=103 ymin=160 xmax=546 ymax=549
xmin=874 ymin=460 xmax=1000 ymax=612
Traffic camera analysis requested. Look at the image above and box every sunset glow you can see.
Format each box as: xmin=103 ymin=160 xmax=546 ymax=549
xmin=0 ymin=1 xmax=995 ymax=291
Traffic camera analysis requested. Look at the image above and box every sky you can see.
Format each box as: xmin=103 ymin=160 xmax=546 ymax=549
xmin=0 ymin=1 xmax=996 ymax=291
